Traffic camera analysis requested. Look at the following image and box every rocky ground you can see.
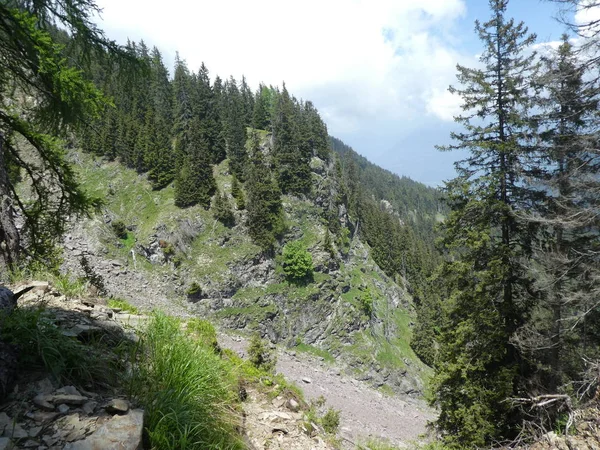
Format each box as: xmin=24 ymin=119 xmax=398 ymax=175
xmin=220 ymin=334 xmax=435 ymax=449
xmin=58 ymin=222 xmax=436 ymax=448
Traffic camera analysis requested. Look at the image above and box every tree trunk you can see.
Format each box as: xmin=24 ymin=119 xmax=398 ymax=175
xmin=0 ymin=133 xmax=20 ymax=278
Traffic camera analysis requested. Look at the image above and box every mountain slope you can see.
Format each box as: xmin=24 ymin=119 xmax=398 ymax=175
xmin=64 ymin=132 xmax=430 ymax=396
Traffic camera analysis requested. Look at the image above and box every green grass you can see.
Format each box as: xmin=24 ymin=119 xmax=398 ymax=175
xmin=129 ymin=313 xmax=245 ymax=450
xmin=107 ymin=298 xmax=139 ymax=314
xmin=295 ymin=342 xmax=335 ymax=363
xmin=0 ymin=306 xmax=121 ymax=387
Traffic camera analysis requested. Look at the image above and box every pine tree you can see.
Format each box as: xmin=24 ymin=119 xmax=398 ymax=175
xmin=0 ymin=0 xmax=121 ymax=273
xmin=231 ymin=175 xmax=246 ymax=210
xmin=272 ymin=84 xmax=311 ymax=195
xmin=223 ymin=77 xmax=248 ymax=181
xmin=174 ymin=119 xmax=216 ymax=208
xmin=212 ymin=189 xmax=235 ymax=227
xmin=253 ymin=83 xmax=272 ymax=130
xmin=521 ymin=35 xmax=600 ymax=394
xmin=246 ymin=132 xmax=284 ymax=251
xmin=431 ymin=1 xmax=539 ymax=446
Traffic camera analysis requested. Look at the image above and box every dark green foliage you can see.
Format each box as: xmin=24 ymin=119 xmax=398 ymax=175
xmin=247 ymin=333 xmax=276 ymax=373
xmin=174 ymin=121 xmax=216 ymax=208
xmin=186 ymin=282 xmax=203 ymax=301
xmin=272 ymin=84 xmax=312 ymax=195
xmin=0 ymin=0 xmax=117 ymax=274
xmin=431 ymin=1 xmax=540 ymax=446
xmin=110 ymin=220 xmax=128 ymax=239
xmin=223 ymin=77 xmax=248 ymax=181
xmin=212 ymin=190 xmax=235 ymax=227
xmin=231 ymin=175 xmax=245 ymax=210
xmin=282 ymin=241 xmax=314 ymax=283
xmin=321 ymin=408 xmax=341 ymax=434
xmin=246 ymin=132 xmax=284 ymax=251
xmin=323 ymin=229 xmax=335 ymax=258
xmin=253 ymin=83 xmax=275 ymax=130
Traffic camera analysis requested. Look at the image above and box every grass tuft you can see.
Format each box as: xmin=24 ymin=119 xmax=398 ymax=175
xmin=0 ymin=306 xmax=119 ymax=387
xmin=107 ymin=298 xmax=139 ymax=314
xmin=129 ymin=313 xmax=244 ymax=450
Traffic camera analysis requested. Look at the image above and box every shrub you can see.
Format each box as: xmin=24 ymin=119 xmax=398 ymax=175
xmin=282 ymin=241 xmax=314 ymax=283
xmin=321 ymin=407 xmax=341 ymax=434
xmin=247 ymin=333 xmax=276 ymax=373
xmin=231 ymin=176 xmax=245 ymax=210
xmin=185 ymin=282 xmax=203 ymax=302
xmin=111 ymin=220 xmax=128 ymax=239
xmin=358 ymin=289 xmax=374 ymax=318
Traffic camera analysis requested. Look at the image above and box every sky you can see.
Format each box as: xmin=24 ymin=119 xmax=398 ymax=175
xmin=93 ymin=0 xmax=576 ymax=186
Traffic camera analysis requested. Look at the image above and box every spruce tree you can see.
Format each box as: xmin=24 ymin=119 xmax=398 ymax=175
xmin=223 ymin=77 xmax=248 ymax=181
xmin=272 ymin=84 xmax=311 ymax=195
xmin=174 ymin=119 xmax=216 ymax=208
xmin=522 ymin=35 xmax=600 ymax=394
xmin=231 ymin=175 xmax=246 ymax=210
xmin=431 ymin=1 xmax=539 ymax=446
xmin=212 ymin=189 xmax=235 ymax=227
xmin=246 ymin=132 xmax=284 ymax=251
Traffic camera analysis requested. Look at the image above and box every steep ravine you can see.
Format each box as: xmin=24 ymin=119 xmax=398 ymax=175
xmin=60 ymin=221 xmax=436 ymax=447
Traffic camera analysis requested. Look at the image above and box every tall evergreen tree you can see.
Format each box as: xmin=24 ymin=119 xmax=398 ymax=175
xmin=431 ymin=1 xmax=540 ymax=446
xmin=223 ymin=77 xmax=248 ymax=180
xmin=174 ymin=118 xmax=216 ymax=208
xmin=246 ymin=132 xmax=284 ymax=251
xmin=272 ymin=84 xmax=311 ymax=195
xmin=521 ymin=35 xmax=600 ymax=394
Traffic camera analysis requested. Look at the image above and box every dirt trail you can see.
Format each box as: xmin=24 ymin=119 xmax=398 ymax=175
xmin=220 ymin=334 xmax=436 ymax=448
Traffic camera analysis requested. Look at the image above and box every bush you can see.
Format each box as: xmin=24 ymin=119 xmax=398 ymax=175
xmin=130 ymin=313 xmax=244 ymax=450
xmin=282 ymin=241 xmax=313 ymax=283
xmin=185 ymin=282 xmax=203 ymax=302
xmin=247 ymin=333 xmax=276 ymax=373
xmin=321 ymin=407 xmax=341 ymax=434
xmin=111 ymin=220 xmax=128 ymax=239
xmin=358 ymin=289 xmax=374 ymax=318
xmin=186 ymin=318 xmax=220 ymax=353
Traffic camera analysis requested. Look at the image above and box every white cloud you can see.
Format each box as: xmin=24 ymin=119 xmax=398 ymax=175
xmin=94 ymin=0 xmax=470 ymax=131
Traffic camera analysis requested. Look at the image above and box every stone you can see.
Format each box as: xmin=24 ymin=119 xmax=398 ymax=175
xmin=82 ymin=402 xmax=97 ymax=415
xmin=57 ymin=404 xmax=70 ymax=414
xmin=33 ymin=395 xmax=54 ymax=411
xmin=29 ymin=281 xmax=50 ymax=294
xmin=0 ymin=438 xmax=12 ymax=450
xmin=105 ymin=398 xmax=129 ymax=415
xmin=35 ymin=378 xmax=54 ymax=395
xmin=63 ymin=409 xmax=143 ymax=450
xmin=51 ymin=395 xmax=88 ymax=405
xmin=3 ymin=423 xmax=27 ymax=439
xmin=24 ymin=412 xmax=58 ymax=424
xmin=56 ymin=386 xmax=81 ymax=396
xmin=27 ymin=427 xmax=42 ymax=438
xmin=301 ymin=377 xmax=312 ymax=384
xmin=0 ymin=413 xmax=10 ymax=435
xmin=22 ymin=440 xmax=38 ymax=448
xmin=285 ymin=398 xmax=300 ymax=412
